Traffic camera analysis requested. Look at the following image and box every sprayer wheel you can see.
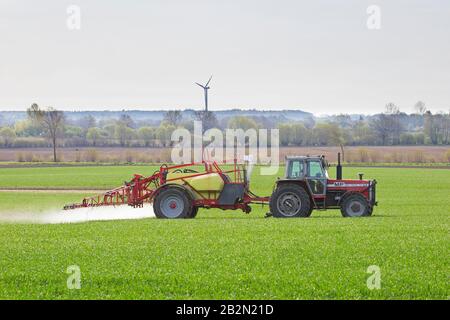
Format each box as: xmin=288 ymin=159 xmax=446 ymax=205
xmin=153 ymin=188 xmax=192 ymax=219
xmin=188 ymin=206 xmax=199 ymax=219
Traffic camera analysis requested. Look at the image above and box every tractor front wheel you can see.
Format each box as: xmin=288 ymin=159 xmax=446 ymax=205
xmin=270 ymin=184 xmax=312 ymax=218
xmin=340 ymin=194 xmax=371 ymax=217
xmin=154 ymin=187 xmax=193 ymax=219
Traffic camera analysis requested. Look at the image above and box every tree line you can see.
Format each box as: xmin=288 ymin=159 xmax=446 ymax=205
xmin=0 ymin=102 xmax=448 ymax=162
xmin=279 ymin=104 xmax=449 ymax=147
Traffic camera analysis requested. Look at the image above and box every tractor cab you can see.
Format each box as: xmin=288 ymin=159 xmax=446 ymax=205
xmin=285 ymin=156 xmax=328 ymax=196
xmin=270 ymin=154 xmax=377 ymax=218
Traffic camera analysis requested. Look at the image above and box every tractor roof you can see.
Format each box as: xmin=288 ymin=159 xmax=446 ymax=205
xmin=285 ymin=155 xmax=325 ymax=161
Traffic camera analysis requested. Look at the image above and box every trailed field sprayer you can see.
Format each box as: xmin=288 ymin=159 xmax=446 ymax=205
xmin=64 ymin=154 xmax=377 ymax=218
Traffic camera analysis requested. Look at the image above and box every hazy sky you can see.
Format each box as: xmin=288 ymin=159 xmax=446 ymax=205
xmin=1 ymin=0 xmax=449 ymax=114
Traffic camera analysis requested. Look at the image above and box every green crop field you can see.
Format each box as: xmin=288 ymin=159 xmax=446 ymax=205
xmin=0 ymin=165 xmax=448 ymax=299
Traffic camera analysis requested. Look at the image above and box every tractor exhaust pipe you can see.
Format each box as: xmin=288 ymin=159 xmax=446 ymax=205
xmin=336 ymin=153 xmax=342 ymax=180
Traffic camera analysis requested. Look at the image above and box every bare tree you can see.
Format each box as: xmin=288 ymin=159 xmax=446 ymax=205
xmin=384 ymin=103 xmax=404 ymax=144
xmin=423 ymin=111 xmax=440 ymax=144
xmin=195 ymin=111 xmax=218 ymax=132
xmin=333 ymin=114 xmax=352 ymax=129
xmin=370 ymin=114 xmax=392 ymax=145
xmin=27 ymin=103 xmax=64 ymax=162
xmin=433 ymin=111 xmax=450 ymax=145
xmin=414 ymin=101 xmax=427 ymax=115
xmin=340 ymin=143 xmax=345 ymax=162
xmin=163 ymin=110 xmax=182 ymax=126
xmin=118 ymin=114 xmax=135 ymax=128
xmin=385 ymin=102 xmax=400 ymax=115
xmin=443 ymin=110 xmax=450 ymax=144
xmin=78 ymin=114 xmax=97 ymax=129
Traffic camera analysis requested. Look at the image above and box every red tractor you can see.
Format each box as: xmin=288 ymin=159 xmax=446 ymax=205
xmin=64 ymin=153 xmax=377 ymax=218
xmin=269 ymin=153 xmax=377 ymax=218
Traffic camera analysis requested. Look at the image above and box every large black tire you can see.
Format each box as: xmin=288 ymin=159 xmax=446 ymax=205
xmin=340 ymin=194 xmax=372 ymax=217
xmin=188 ymin=206 xmax=199 ymax=219
xmin=153 ymin=187 xmax=193 ymax=219
xmin=270 ymin=184 xmax=312 ymax=218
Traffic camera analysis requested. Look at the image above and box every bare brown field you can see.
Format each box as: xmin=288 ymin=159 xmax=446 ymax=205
xmin=0 ymin=147 xmax=171 ymax=163
xmin=0 ymin=189 xmax=106 ymax=193
xmin=0 ymin=146 xmax=448 ymax=163
xmin=281 ymin=146 xmax=450 ymax=163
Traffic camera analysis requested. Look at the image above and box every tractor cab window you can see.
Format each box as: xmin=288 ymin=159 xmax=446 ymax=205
xmin=308 ymin=161 xmax=324 ymax=178
xmin=287 ymin=160 xmax=304 ymax=178
xmin=307 ymin=160 xmax=326 ymax=195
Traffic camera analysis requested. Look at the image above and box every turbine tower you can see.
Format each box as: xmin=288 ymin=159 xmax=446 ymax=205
xmin=195 ymin=75 xmax=213 ymax=112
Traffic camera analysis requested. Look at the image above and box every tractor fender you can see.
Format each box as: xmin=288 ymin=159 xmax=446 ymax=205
xmin=150 ymin=183 xmax=195 ymax=203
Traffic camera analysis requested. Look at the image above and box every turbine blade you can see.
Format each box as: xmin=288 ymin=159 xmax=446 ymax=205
xmin=205 ymin=75 xmax=213 ymax=87
xmin=196 ymin=82 xmax=205 ymax=88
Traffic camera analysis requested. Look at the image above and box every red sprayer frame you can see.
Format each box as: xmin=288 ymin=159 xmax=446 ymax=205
xmin=63 ymin=160 xmax=269 ymax=212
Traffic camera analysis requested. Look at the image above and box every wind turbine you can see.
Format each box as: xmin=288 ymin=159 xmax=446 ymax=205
xmin=195 ymin=75 xmax=213 ymax=112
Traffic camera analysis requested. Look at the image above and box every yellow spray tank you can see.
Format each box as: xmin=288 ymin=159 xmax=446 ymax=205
xmin=166 ymin=171 xmax=225 ymax=200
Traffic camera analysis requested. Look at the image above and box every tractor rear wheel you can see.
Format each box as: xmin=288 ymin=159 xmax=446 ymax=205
xmin=270 ymin=184 xmax=311 ymax=218
xmin=153 ymin=187 xmax=193 ymax=219
xmin=340 ymin=194 xmax=371 ymax=217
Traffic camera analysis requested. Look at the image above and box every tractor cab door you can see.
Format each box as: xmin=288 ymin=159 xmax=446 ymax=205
xmin=306 ymin=160 xmax=327 ymax=196
xmin=285 ymin=159 xmax=306 ymax=179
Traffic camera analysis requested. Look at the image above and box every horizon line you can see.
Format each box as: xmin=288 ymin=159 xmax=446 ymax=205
xmin=0 ymin=108 xmax=418 ymax=117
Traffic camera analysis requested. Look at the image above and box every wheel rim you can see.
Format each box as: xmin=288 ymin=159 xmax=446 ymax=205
xmin=277 ymin=192 xmax=302 ymax=217
xmin=346 ymin=200 xmax=365 ymax=217
xmin=160 ymin=195 xmax=184 ymax=218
